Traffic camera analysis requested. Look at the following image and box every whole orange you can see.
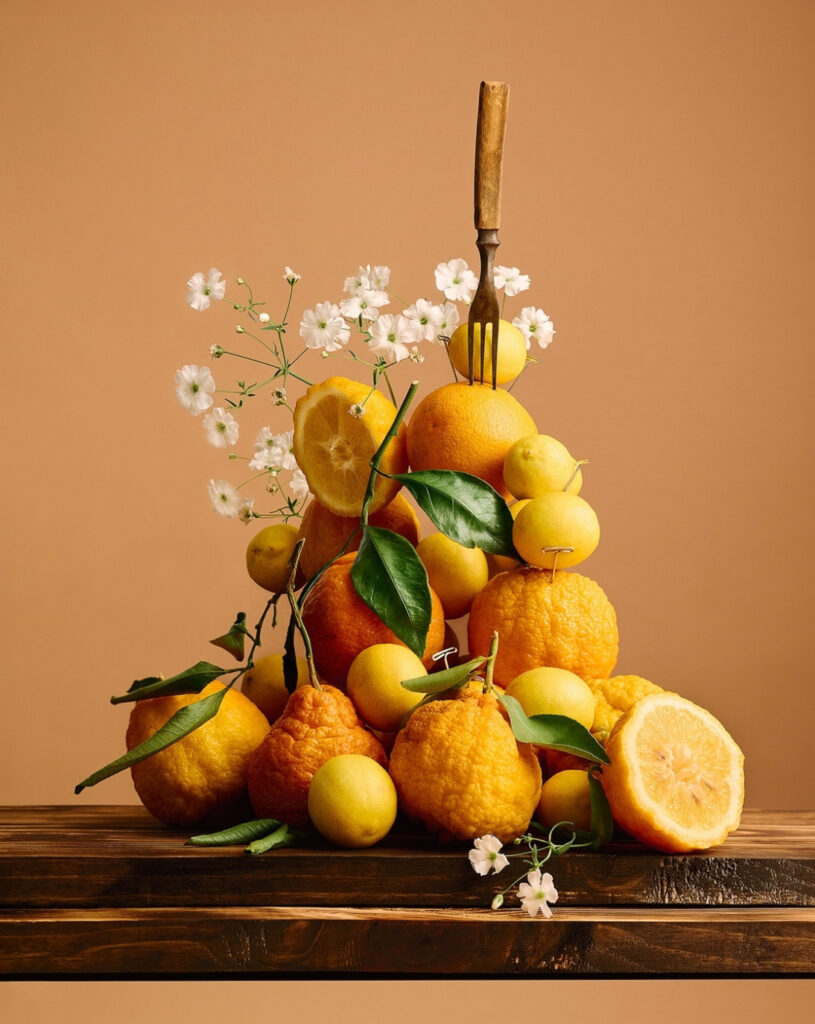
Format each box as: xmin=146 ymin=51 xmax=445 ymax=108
xmin=301 ymin=553 xmax=446 ymax=686
xmin=297 ymin=492 xmax=420 ymax=581
xmin=468 ymin=567 xmax=619 ymax=685
xmin=389 ymin=688 xmax=541 ymax=842
xmin=126 ymin=682 xmax=270 ymax=827
xmin=406 ymin=382 xmax=537 ymax=497
xmin=247 ymin=683 xmax=386 ymax=827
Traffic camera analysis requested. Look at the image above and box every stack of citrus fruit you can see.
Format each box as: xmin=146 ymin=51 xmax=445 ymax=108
xmin=125 ymin=362 xmax=743 ymax=858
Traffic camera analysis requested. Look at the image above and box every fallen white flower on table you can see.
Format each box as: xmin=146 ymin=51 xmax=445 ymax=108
xmin=517 ymin=868 xmax=559 ymax=918
xmin=175 ymin=364 xmax=216 ymax=415
xmin=468 ymin=834 xmax=509 ymax=876
xmin=186 ymin=268 xmax=226 ymax=311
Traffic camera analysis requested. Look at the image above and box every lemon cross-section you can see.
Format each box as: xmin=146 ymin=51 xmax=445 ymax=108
xmin=293 ymin=376 xmax=408 ymax=517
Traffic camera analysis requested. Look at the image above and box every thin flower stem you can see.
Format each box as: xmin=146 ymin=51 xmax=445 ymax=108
xmin=381 ymin=368 xmax=397 ymax=404
xmin=219 ymin=350 xmax=279 ymax=369
xmin=359 ymin=380 xmax=419 ymax=529
xmin=387 ymin=285 xmax=410 ymax=306
xmin=237 ymin=471 xmax=272 ymax=489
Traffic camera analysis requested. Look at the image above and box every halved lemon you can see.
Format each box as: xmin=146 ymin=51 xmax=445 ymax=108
xmin=292 ymin=377 xmax=408 ymax=517
xmin=602 ymin=692 xmax=744 ymax=852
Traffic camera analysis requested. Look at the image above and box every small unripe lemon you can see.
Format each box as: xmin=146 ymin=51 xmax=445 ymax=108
xmin=416 ymin=533 xmax=488 ymax=619
xmin=307 ymin=754 xmax=397 ymax=848
xmin=503 ymin=434 xmax=583 ymax=499
xmin=506 ymin=666 xmax=596 ymax=730
xmin=512 ymin=492 xmax=600 ymax=570
xmin=241 ymin=653 xmax=310 ymax=722
xmin=448 ymin=319 xmax=527 ymax=384
xmin=537 ymin=770 xmax=593 ymax=833
xmin=346 ymin=644 xmax=426 ymax=732
xmin=245 ymin=523 xmax=299 ymax=592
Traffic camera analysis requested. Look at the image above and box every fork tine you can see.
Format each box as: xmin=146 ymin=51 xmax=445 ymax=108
xmin=490 ymin=318 xmax=500 ymax=390
xmin=467 ymin=319 xmax=475 ymax=385
xmin=480 ymin=323 xmax=487 ymax=384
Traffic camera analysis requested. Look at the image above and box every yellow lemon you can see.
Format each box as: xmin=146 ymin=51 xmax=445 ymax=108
xmin=503 ymin=434 xmax=584 ymax=499
xmin=307 ymin=753 xmax=398 ymax=848
xmin=240 ymin=653 xmax=310 ymax=722
xmin=416 ymin=533 xmax=488 ymax=619
xmin=292 ymin=376 xmax=408 ymax=517
xmin=513 ymin=492 xmax=600 ymax=570
xmin=537 ymin=770 xmax=593 ymax=832
xmin=447 ymin=319 xmax=528 ymax=385
xmin=506 ymin=666 xmax=596 ymax=730
xmin=245 ymin=523 xmax=300 ymax=592
xmin=346 ymin=643 xmax=426 ymax=732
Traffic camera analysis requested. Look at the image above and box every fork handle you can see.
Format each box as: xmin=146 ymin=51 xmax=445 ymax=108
xmin=474 ymin=81 xmax=510 ymax=230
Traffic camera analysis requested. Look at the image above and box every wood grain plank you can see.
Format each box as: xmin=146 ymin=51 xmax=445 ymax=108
xmin=2 ymin=807 xmax=813 ymax=910
xmin=2 ymin=906 xmax=814 ymax=978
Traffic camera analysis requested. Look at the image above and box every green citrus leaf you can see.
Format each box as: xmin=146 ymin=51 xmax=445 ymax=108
xmin=75 ymin=687 xmax=228 ymax=793
xmin=209 ymin=612 xmax=248 ymax=662
xmin=391 ymin=470 xmax=518 ymax=556
xmin=498 ymin=693 xmax=610 ymax=764
xmin=351 ymin=526 xmax=432 ymax=659
xmin=400 ymin=656 xmax=487 ymax=693
xmin=113 ymin=661 xmax=226 ymax=705
xmin=187 ymin=818 xmax=283 ymax=846
xmin=245 ymin=824 xmax=314 ymax=855
xmin=589 ymin=767 xmax=614 ymax=846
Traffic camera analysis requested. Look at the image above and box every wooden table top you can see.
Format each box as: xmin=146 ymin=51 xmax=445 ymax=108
xmin=2 ymin=805 xmax=814 ymax=979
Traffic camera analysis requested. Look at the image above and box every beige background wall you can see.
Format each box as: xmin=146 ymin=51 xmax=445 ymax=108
xmin=2 ymin=0 xmax=813 ymax=1017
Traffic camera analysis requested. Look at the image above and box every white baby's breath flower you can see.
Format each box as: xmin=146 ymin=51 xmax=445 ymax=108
xmin=494 ymin=265 xmax=531 ymax=297
xmin=368 ymin=265 xmax=391 ymax=289
xmin=512 ymin=307 xmax=555 ymax=350
xmin=269 ymin=429 xmax=297 ymax=471
xmin=409 ymin=346 xmax=424 ymax=364
xmin=202 ymin=407 xmax=239 ymax=448
xmin=186 ymin=268 xmax=226 ymax=311
xmin=209 ymin=344 xmax=224 ymax=359
xmin=300 ymin=302 xmax=350 ymax=352
xmin=289 ymin=468 xmax=310 ymax=500
xmin=517 ymin=869 xmax=559 ymax=918
xmin=208 ymin=478 xmax=242 ymax=518
xmin=175 ymin=364 xmax=216 ymax=415
xmin=368 ymin=314 xmax=416 ymax=363
xmin=258 ymin=312 xmax=270 ymax=324
xmin=238 ymin=498 xmax=255 ymax=524
xmin=284 ymin=266 xmax=301 ymax=284
xmin=437 ymin=301 xmax=460 ymax=339
xmin=339 ymin=288 xmax=388 ymax=322
xmin=344 ymin=264 xmax=390 ymax=295
xmin=468 ymin=835 xmax=510 ymax=876
xmin=403 ymin=299 xmax=444 ymax=343
xmin=434 ymin=258 xmax=478 ymax=303
xmin=348 ymin=403 xmax=364 ymax=418
xmin=272 ymin=387 xmax=287 ymax=405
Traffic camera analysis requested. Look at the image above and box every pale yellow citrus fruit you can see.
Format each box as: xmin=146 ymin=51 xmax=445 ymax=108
xmin=416 ymin=533 xmax=488 ymax=619
xmin=307 ymin=753 xmax=398 ymax=848
xmin=468 ymin=567 xmax=618 ymax=684
xmin=586 ymin=674 xmax=663 ymax=744
xmin=346 ymin=643 xmax=426 ymax=732
xmin=406 ymin=382 xmax=537 ymax=498
xmin=240 ymin=653 xmax=311 ymax=722
xmin=245 ymin=523 xmax=300 ymax=592
xmin=297 ymin=492 xmax=420 ymax=580
xmin=447 ymin=319 xmax=528 ymax=385
xmin=602 ymin=692 xmax=745 ymax=852
xmin=537 ymin=770 xmax=593 ymax=832
xmin=389 ymin=689 xmax=541 ymax=843
xmin=503 ymin=434 xmax=584 ymax=499
xmin=506 ymin=666 xmax=596 ymax=731
xmin=292 ymin=376 xmax=408 ymax=517
xmin=485 ymin=499 xmax=530 ymax=577
xmin=513 ymin=492 xmax=600 ymax=570
xmin=126 ymin=682 xmax=270 ymax=826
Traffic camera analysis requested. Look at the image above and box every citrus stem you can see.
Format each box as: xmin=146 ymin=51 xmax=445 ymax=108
xmin=359 ymin=379 xmax=419 ymax=529
xmin=485 ymin=630 xmax=499 ymax=691
xmin=285 ymin=539 xmax=321 ymax=689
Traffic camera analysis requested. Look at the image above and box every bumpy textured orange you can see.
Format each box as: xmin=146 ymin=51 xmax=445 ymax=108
xmin=389 ymin=689 xmax=541 ymax=842
xmin=297 ymin=492 xmax=420 ymax=581
xmin=301 ymin=553 xmax=446 ymax=687
xmin=544 ymin=673 xmax=663 ymax=775
xmin=405 ymin=382 xmax=536 ymax=498
xmin=468 ymin=567 xmax=619 ymax=685
xmin=126 ymin=682 xmax=270 ymax=827
xmin=602 ymin=692 xmax=744 ymax=852
xmin=247 ymin=683 xmax=386 ymax=826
